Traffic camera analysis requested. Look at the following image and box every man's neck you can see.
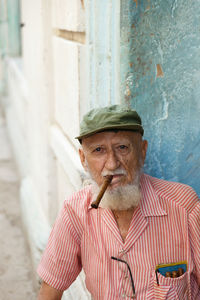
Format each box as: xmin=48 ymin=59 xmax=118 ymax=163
xmin=112 ymin=207 xmax=136 ymax=242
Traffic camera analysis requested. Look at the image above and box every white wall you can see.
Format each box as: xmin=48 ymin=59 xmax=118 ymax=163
xmin=1 ymin=0 xmax=90 ymax=298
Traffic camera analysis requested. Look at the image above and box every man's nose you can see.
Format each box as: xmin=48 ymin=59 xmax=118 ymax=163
xmin=104 ymin=150 xmax=120 ymax=171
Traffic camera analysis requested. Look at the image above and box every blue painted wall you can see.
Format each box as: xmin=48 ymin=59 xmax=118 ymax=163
xmin=120 ymin=0 xmax=200 ymax=196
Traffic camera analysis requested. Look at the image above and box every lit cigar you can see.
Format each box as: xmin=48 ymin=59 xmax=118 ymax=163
xmin=91 ymin=175 xmax=113 ymax=209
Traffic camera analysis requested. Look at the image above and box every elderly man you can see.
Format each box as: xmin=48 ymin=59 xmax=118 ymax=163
xmin=37 ymin=105 xmax=200 ymax=299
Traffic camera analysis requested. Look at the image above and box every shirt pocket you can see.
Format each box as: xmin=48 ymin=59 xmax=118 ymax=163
xmin=146 ymin=269 xmax=189 ymax=300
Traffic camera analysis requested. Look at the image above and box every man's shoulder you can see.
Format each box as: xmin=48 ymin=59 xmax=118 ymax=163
xmin=64 ymin=185 xmax=93 ymax=212
xmin=145 ymin=174 xmax=199 ymax=213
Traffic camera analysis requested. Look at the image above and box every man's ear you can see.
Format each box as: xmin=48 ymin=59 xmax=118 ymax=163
xmin=141 ymin=139 xmax=148 ymax=163
xmin=79 ymin=148 xmax=88 ymax=171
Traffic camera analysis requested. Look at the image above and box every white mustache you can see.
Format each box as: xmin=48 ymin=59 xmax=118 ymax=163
xmin=101 ymin=169 xmax=127 ymax=177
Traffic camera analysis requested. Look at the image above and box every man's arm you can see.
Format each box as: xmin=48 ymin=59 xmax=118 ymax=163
xmin=189 ymin=202 xmax=200 ymax=286
xmin=38 ymin=281 xmax=63 ymax=300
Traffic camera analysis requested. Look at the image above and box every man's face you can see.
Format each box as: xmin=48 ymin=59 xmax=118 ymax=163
xmin=79 ymin=131 xmax=148 ymax=189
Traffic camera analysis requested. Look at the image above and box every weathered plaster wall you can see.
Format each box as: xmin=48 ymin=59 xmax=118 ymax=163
xmin=121 ymin=0 xmax=200 ymax=196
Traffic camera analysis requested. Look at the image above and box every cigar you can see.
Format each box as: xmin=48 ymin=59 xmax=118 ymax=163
xmin=165 ymin=272 xmax=171 ymax=277
xmin=91 ymin=175 xmax=113 ymax=209
xmin=171 ymin=270 xmax=178 ymax=278
xmin=177 ymin=268 xmax=184 ymax=277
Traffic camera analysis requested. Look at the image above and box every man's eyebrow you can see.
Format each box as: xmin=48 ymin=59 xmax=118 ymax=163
xmin=86 ymin=143 xmax=104 ymax=150
xmin=113 ymin=140 xmax=131 ymax=144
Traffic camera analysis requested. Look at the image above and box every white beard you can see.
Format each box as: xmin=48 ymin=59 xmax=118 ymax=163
xmin=90 ymin=173 xmax=142 ymax=211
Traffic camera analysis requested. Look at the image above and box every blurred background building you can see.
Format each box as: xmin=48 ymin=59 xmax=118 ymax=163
xmin=0 ymin=0 xmax=199 ymax=299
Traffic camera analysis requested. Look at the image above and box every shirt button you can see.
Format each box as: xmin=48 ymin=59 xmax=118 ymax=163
xmin=119 ymin=248 xmax=125 ymax=254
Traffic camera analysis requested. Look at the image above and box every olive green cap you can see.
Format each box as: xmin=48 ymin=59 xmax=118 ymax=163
xmin=75 ymin=105 xmax=144 ymax=141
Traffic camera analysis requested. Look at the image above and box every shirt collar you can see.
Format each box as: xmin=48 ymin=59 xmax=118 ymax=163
xmin=140 ymin=174 xmax=167 ymax=217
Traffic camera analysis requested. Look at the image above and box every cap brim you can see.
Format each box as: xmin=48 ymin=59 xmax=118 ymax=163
xmin=75 ymin=124 xmax=144 ymax=140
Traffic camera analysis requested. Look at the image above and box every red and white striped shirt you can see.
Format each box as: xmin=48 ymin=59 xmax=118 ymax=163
xmin=37 ymin=174 xmax=200 ymax=299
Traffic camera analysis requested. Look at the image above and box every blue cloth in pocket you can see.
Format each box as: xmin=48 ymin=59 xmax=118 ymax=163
xmin=156 ymin=261 xmax=187 ymax=277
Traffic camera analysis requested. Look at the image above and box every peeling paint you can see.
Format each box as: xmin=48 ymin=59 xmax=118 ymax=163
xmin=145 ymin=0 xmax=151 ymax=11
xmin=156 ymin=64 xmax=164 ymax=77
xmin=133 ymin=0 xmax=138 ymax=8
xmin=125 ymin=86 xmax=131 ymax=97
xmin=154 ymin=92 xmax=169 ymax=124
xmin=157 ymin=43 xmax=163 ymax=62
xmin=186 ymin=153 xmax=194 ymax=162
xmin=171 ymin=0 xmax=178 ymax=17
xmin=120 ymin=0 xmax=200 ymax=195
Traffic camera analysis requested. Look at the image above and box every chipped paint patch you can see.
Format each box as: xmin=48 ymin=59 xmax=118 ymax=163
xmin=125 ymin=86 xmax=131 ymax=97
xmin=154 ymin=92 xmax=169 ymax=124
xmin=156 ymin=64 xmax=164 ymax=77
xmin=120 ymin=0 xmax=200 ymax=195
xmin=133 ymin=0 xmax=138 ymax=8
xmin=146 ymin=0 xmax=151 ymax=11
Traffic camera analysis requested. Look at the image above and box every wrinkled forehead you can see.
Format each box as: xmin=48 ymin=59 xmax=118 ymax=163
xmin=81 ymin=130 xmax=142 ymax=147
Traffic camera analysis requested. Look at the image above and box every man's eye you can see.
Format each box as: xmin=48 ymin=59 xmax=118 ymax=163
xmin=94 ymin=147 xmax=102 ymax=152
xmin=92 ymin=147 xmax=105 ymax=154
xmin=119 ymin=145 xmax=127 ymax=150
xmin=117 ymin=145 xmax=129 ymax=153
